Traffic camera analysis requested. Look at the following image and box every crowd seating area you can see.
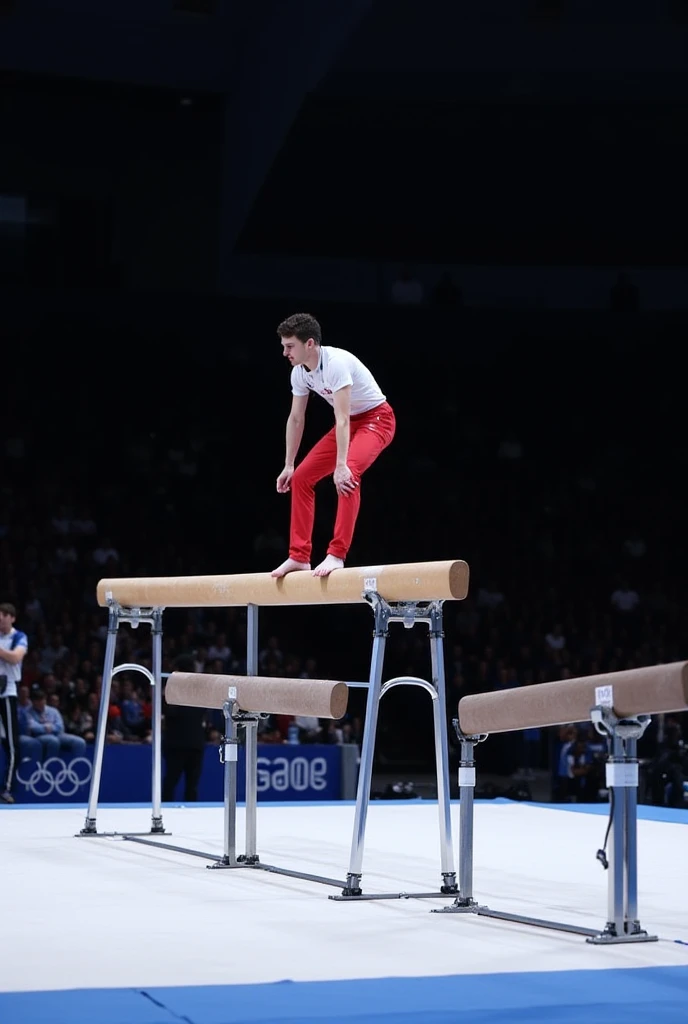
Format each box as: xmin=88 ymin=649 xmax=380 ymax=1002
xmin=2 ymin=298 xmax=687 ymax=800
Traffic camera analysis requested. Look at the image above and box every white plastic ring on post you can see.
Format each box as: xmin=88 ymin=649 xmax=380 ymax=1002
xmin=111 ymin=663 xmax=156 ymax=687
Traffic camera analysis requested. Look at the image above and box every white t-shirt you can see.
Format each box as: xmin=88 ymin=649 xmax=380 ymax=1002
xmin=291 ymin=346 xmax=385 ymax=416
xmin=0 ymin=628 xmax=28 ymax=699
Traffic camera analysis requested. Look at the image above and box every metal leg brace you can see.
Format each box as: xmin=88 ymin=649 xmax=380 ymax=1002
xmin=78 ymin=602 xmax=168 ymax=838
xmin=79 ymin=595 xmax=458 ymax=902
xmin=207 ymin=695 xmax=346 ymax=884
xmin=434 ymin=710 xmax=658 ymax=944
xmin=331 ymin=593 xmax=458 ymax=901
xmin=586 ymin=707 xmax=657 ymax=944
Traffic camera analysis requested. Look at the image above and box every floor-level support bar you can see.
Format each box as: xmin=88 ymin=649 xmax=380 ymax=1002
xmin=433 ymin=710 xmax=658 ymax=944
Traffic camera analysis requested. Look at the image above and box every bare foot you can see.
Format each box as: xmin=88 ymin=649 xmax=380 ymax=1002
xmin=271 ymin=558 xmax=311 ymax=578
xmin=312 ymin=555 xmax=344 ymax=577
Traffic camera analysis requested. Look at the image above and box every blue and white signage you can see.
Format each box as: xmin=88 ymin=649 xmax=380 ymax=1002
xmin=1 ymin=743 xmax=342 ymax=804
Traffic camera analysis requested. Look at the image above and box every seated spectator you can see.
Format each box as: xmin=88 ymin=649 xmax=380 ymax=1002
xmin=72 ymin=506 xmax=97 ymax=537
xmin=323 ymin=720 xmax=344 ymax=744
xmin=295 ymin=714 xmax=322 ymax=743
xmin=23 ymin=587 xmax=45 ymax=629
xmin=390 ymin=265 xmax=424 ymax=304
xmin=207 ymin=632 xmax=232 ymax=669
xmin=119 ymin=677 xmax=151 ymax=741
xmin=256 ymin=715 xmax=284 ymax=744
xmin=38 ymin=630 xmax=69 ymax=674
xmin=545 ymin=624 xmax=566 ymax=651
xmin=559 ymin=731 xmax=603 ymax=802
xmin=476 ymin=581 xmax=505 ymax=610
xmin=19 ymin=688 xmax=87 ymax=759
xmin=259 ymin=635 xmax=284 ymax=672
xmin=161 ymin=654 xmax=208 ymax=802
xmin=92 ymin=537 xmax=120 ymax=567
xmin=64 ymin=699 xmax=95 ymax=743
xmin=611 ymin=579 xmax=640 ymax=613
xmin=644 ymin=720 xmax=687 ymax=808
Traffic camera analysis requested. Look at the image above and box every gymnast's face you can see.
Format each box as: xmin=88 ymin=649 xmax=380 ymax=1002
xmin=281 ymin=335 xmax=316 ymax=368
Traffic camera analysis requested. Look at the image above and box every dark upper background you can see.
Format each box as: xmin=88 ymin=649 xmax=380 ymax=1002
xmin=1 ymin=0 xmax=687 ymax=767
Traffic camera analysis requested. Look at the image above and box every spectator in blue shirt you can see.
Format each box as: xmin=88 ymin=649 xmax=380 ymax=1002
xmin=19 ymin=688 xmax=87 ymax=759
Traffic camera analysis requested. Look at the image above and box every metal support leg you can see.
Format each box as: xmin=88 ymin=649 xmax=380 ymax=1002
xmin=428 ymin=603 xmax=457 ymax=893
xmin=80 ymin=604 xmax=120 ymax=835
xmin=587 ymin=708 xmax=656 ymax=944
xmin=150 ymin=608 xmax=165 ymax=834
xmin=243 ymin=604 xmax=260 ymax=862
xmin=242 ymin=720 xmax=259 ymax=863
xmin=458 ymin=741 xmax=476 ymax=902
xmin=211 ymin=695 xmax=240 ymax=869
xmin=79 ymin=602 xmax=168 ymax=838
xmin=608 ymin=732 xmax=626 ymax=938
xmin=437 ymin=710 xmax=658 ymax=939
xmin=624 ymin=736 xmax=640 ymax=929
xmin=330 ymin=596 xmax=469 ymax=901
xmin=434 ymin=730 xmax=488 ymax=915
xmin=341 ymin=604 xmax=389 ymax=896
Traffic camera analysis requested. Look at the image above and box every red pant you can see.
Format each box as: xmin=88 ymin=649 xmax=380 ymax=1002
xmin=289 ymin=401 xmax=396 ymax=562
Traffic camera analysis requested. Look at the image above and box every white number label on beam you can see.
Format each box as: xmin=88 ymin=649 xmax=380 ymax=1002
xmin=595 ymin=685 xmax=613 ymax=707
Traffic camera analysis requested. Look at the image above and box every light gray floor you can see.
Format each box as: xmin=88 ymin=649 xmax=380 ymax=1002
xmin=1 ymin=800 xmax=687 ymax=994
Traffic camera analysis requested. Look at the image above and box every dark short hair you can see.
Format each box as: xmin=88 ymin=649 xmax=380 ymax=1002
xmin=0 ymin=602 xmax=16 ymax=617
xmin=277 ymin=313 xmax=322 ymax=345
xmin=31 ymin=688 xmax=46 ymax=701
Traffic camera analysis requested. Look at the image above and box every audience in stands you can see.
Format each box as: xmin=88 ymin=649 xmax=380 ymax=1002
xmin=1 ymin=316 xmax=686 ymax=806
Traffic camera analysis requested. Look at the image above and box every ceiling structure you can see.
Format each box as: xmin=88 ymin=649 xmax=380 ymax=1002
xmin=2 ymin=1 xmax=686 ymax=265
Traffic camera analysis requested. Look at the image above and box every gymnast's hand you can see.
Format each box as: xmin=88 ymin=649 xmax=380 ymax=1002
xmin=276 ymin=466 xmax=294 ymax=493
xmin=333 ymin=464 xmax=357 ymax=496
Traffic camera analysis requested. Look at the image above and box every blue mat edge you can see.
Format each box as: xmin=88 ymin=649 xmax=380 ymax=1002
xmin=2 ymin=964 xmax=688 ymax=1023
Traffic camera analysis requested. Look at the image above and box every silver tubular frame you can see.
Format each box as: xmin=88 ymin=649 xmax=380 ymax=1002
xmin=434 ymin=708 xmax=658 ymax=944
xmin=243 ymin=604 xmax=260 ymax=862
xmin=331 ymin=593 xmax=457 ymax=900
xmin=77 ymin=591 xmax=458 ymax=901
xmin=219 ymin=693 xmax=239 ymax=865
xmin=78 ymin=602 xmax=167 ymax=838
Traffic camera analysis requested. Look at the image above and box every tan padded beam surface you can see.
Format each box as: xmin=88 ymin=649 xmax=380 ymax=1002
xmin=97 ymin=559 xmax=469 ymax=608
xmin=458 ymin=662 xmax=688 ymax=736
xmin=166 ymin=672 xmax=349 ymax=719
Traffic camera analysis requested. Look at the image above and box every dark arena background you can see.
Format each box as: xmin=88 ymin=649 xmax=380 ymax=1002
xmin=1 ymin=3 xmax=688 ymax=1023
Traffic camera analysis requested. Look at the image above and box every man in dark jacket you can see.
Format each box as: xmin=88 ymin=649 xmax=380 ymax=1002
xmin=162 ymin=655 xmax=208 ymax=802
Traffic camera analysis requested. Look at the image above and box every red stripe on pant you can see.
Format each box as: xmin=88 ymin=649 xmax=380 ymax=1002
xmin=288 ymin=401 xmax=396 ymax=562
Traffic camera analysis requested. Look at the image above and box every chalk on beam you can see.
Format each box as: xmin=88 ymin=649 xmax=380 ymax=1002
xmin=96 ymin=559 xmax=470 ymax=608
xmin=458 ymin=661 xmax=688 ymax=736
xmin=166 ymin=672 xmax=349 ymax=720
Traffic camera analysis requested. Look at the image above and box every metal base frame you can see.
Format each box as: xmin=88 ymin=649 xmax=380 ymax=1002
xmin=78 ymin=593 xmax=458 ymax=900
xmin=432 ymin=709 xmax=658 ymax=944
xmin=77 ymin=605 xmax=169 ymax=838
xmin=329 ymin=593 xmax=457 ymax=899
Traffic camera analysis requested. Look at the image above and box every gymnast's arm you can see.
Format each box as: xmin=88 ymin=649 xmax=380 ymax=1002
xmin=332 ymin=386 xmax=356 ymax=495
xmin=276 ymin=394 xmax=309 ymax=493
xmin=285 ymin=393 xmax=308 ymax=465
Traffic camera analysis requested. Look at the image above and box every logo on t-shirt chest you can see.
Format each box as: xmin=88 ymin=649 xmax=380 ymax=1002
xmin=306 ymin=377 xmax=332 ymax=396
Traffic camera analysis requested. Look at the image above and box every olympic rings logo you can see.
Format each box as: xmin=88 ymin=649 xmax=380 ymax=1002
xmin=16 ymin=756 xmax=93 ymax=797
